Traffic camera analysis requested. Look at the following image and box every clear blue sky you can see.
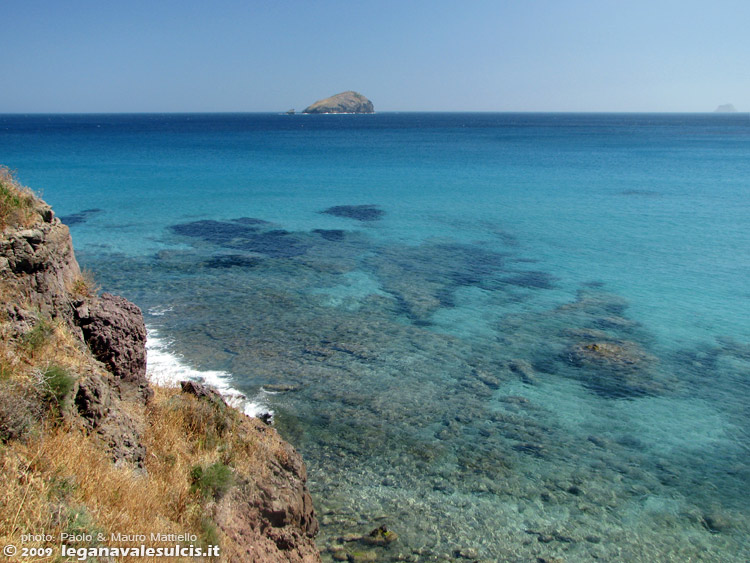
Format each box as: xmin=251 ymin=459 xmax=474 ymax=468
xmin=1 ymin=0 xmax=748 ymax=112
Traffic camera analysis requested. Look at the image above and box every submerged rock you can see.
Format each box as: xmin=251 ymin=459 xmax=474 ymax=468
xmin=171 ymin=219 xmax=311 ymax=258
xmin=347 ymin=551 xmax=378 ymax=562
xmin=203 ymin=254 xmax=262 ymax=269
xmin=702 ymin=511 xmax=732 ymax=533
xmin=365 ymin=525 xmax=399 ymax=546
xmin=501 ymin=270 xmax=556 ymax=289
xmin=313 ymin=228 xmax=347 ymax=241
xmin=59 ymin=208 xmax=102 ymax=226
xmin=566 ymin=339 xmax=660 ymax=397
xmin=171 ymin=219 xmax=260 ymax=243
xmin=509 ymin=359 xmax=538 ymax=384
xmin=321 ymin=205 xmax=384 ymax=222
xmin=367 ymin=241 xmax=505 ymax=322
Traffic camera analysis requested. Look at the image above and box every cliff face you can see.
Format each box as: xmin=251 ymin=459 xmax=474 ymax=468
xmin=0 ymin=200 xmax=79 ymax=320
xmin=302 ymin=91 xmax=374 ymax=114
xmin=0 ymin=171 xmax=320 ymax=561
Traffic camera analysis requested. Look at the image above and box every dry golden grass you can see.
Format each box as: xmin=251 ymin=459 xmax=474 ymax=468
xmin=0 ymin=424 xmax=206 ymax=562
xmin=0 ymin=166 xmax=38 ymax=230
xmin=67 ymin=269 xmax=100 ymax=301
xmin=0 ymin=381 xmax=284 ymax=561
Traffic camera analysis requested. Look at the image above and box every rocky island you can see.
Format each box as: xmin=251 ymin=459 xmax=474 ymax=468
xmin=302 ymin=91 xmax=374 ymax=114
xmin=714 ymin=103 xmax=737 ymax=113
xmin=0 ymin=167 xmax=320 ymax=562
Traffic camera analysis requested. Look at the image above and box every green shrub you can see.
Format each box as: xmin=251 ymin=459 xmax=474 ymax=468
xmin=21 ymin=319 xmax=55 ymax=355
xmin=42 ymin=365 xmax=75 ymax=410
xmin=199 ymin=517 xmax=220 ymax=549
xmin=190 ymin=462 xmax=234 ymax=500
xmin=65 ymin=505 xmax=103 ymax=545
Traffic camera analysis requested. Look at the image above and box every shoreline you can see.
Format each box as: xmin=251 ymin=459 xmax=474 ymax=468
xmin=145 ymin=324 xmax=272 ymax=419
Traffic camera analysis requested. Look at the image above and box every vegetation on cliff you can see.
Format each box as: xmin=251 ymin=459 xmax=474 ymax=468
xmin=0 ymin=169 xmax=319 ymax=561
xmin=0 ymin=166 xmax=37 ymax=230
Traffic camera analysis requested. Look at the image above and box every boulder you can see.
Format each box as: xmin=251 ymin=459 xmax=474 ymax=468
xmin=75 ymin=293 xmax=150 ymax=401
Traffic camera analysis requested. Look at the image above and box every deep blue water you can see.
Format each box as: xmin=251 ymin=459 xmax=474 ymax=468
xmin=2 ymin=113 xmax=749 ymax=560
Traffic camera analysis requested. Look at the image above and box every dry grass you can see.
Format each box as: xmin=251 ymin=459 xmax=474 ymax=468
xmin=67 ymin=269 xmax=100 ymax=300
xmin=0 ymin=166 xmax=38 ymax=230
xmin=0 ymin=381 xmax=285 ymax=561
xmin=0 ymin=424 xmax=206 ymax=562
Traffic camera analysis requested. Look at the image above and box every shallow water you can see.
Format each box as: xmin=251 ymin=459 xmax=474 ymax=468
xmin=2 ymin=113 xmax=749 ymax=560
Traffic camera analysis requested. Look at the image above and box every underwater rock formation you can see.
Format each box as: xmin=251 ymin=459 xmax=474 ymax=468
xmin=321 ymin=205 xmax=384 ymax=222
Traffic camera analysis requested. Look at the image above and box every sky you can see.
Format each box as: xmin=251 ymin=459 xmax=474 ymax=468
xmin=1 ymin=0 xmax=748 ymax=113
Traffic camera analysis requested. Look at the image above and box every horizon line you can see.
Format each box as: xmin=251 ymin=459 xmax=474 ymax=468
xmin=0 ymin=110 xmax=746 ymax=116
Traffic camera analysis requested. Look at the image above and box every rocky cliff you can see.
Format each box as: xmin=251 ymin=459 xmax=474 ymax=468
xmin=0 ymin=168 xmax=320 ymax=561
xmin=302 ymin=91 xmax=374 ymax=114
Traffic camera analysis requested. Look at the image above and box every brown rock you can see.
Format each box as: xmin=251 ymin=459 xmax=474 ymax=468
xmin=0 ymin=213 xmax=80 ymax=320
xmin=75 ymin=293 xmax=150 ymax=401
xmin=180 ymin=380 xmax=226 ymax=405
xmin=214 ymin=417 xmax=320 ymax=562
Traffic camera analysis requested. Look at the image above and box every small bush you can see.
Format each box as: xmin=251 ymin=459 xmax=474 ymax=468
xmin=65 ymin=505 xmax=103 ymax=545
xmin=0 ymin=380 xmax=42 ymax=442
xmin=176 ymin=394 xmax=235 ymax=450
xmin=69 ymin=270 xmax=99 ymax=300
xmin=190 ymin=462 xmax=234 ymax=500
xmin=48 ymin=472 xmax=78 ymax=501
xmin=41 ymin=365 xmax=75 ymax=411
xmin=0 ymin=166 xmax=36 ymax=229
xmin=0 ymin=357 xmax=13 ymax=380
xmin=199 ymin=517 xmax=221 ymax=549
xmin=21 ymin=319 xmax=55 ymax=355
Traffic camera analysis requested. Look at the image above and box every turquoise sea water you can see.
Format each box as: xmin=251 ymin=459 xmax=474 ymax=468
xmin=2 ymin=113 xmax=749 ymax=560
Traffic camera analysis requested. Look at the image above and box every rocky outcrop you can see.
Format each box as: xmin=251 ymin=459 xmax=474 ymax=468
xmin=302 ymin=91 xmax=374 ymax=114
xmin=0 ymin=204 xmax=80 ymax=321
xmin=215 ymin=417 xmax=320 ymax=562
xmin=74 ymin=293 xmax=151 ymax=401
xmin=1 ymin=195 xmax=149 ymax=464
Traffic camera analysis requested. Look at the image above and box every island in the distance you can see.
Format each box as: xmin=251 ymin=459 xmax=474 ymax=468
xmin=302 ymin=91 xmax=374 ymax=114
xmin=714 ymin=103 xmax=737 ymax=113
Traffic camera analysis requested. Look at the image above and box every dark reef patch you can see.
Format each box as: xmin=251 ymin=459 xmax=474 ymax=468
xmin=312 ymin=229 xmax=346 ymax=242
xmin=231 ymin=230 xmax=310 ymax=258
xmin=367 ymin=242 xmax=507 ymax=323
xmin=59 ymin=208 xmax=103 ymax=226
xmin=204 ymin=255 xmax=263 ymax=269
xmin=171 ymin=220 xmax=259 ymax=243
xmin=500 ymin=270 xmax=556 ymax=289
xmin=171 ymin=220 xmax=310 ymax=258
xmin=321 ymin=204 xmax=384 ymax=222
xmin=232 ymin=217 xmax=271 ymax=225
xmin=619 ymin=190 xmax=661 ymax=197
xmin=564 ymin=339 xmax=661 ymax=398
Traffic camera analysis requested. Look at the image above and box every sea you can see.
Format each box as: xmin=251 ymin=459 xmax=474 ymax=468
xmin=2 ymin=113 xmax=749 ymax=561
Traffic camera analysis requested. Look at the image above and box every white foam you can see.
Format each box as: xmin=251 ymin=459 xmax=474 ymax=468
xmin=145 ymin=326 xmax=272 ymax=419
xmin=147 ymin=305 xmax=174 ymax=317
